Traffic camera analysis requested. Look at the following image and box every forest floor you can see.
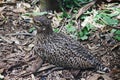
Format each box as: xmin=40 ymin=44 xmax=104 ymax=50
xmin=0 ymin=0 xmax=120 ymax=80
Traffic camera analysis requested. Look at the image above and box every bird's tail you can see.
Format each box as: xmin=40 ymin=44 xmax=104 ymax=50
xmin=96 ymin=64 xmax=110 ymax=73
xmin=89 ymin=55 xmax=110 ymax=73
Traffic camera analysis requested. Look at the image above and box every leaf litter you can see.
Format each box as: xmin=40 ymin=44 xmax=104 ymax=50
xmin=0 ymin=0 xmax=119 ymax=80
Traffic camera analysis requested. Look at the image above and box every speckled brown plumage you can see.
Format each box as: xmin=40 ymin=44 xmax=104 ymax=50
xmin=33 ymin=15 xmax=109 ymax=72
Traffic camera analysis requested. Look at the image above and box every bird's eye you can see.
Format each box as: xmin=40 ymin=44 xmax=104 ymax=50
xmin=35 ymin=21 xmax=42 ymax=26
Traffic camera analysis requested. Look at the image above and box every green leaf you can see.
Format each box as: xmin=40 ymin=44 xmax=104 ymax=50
xmin=23 ymin=12 xmax=48 ymax=16
xmin=102 ymin=15 xmax=118 ymax=25
xmin=94 ymin=12 xmax=119 ymax=26
xmin=78 ymin=31 xmax=84 ymax=37
xmin=53 ymin=28 xmax=59 ymax=33
xmin=111 ymin=29 xmax=116 ymax=33
xmin=80 ymin=35 xmax=88 ymax=40
xmin=82 ymin=27 xmax=89 ymax=35
xmin=77 ymin=23 xmax=94 ymax=40
xmin=66 ymin=23 xmax=76 ymax=33
xmin=29 ymin=27 xmax=36 ymax=33
xmin=114 ymin=35 xmax=120 ymax=41
xmin=73 ymin=9 xmax=78 ymax=13
xmin=86 ymin=23 xmax=94 ymax=31
xmin=78 ymin=29 xmax=89 ymax=40
xmin=114 ymin=30 xmax=120 ymax=35
xmin=113 ymin=30 xmax=120 ymax=41
xmin=61 ymin=11 xmax=71 ymax=18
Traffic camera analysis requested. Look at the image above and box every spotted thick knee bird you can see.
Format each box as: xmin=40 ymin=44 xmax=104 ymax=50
xmin=33 ymin=15 xmax=109 ymax=73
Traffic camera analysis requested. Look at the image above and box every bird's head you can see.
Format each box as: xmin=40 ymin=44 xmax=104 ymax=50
xmin=33 ymin=15 xmax=53 ymax=34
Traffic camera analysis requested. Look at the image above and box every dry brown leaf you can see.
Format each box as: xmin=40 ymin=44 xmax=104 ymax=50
xmin=10 ymin=37 xmax=20 ymax=44
xmin=86 ymin=73 xmax=112 ymax=80
xmin=31 ymin=74 xmax=36 ymax=80
xmin=24 ymin=44 xmax=34 ymax=51
xmin=76 ymin=1 xmax=96 ymax=20
xmin=0 ymin=0 xmax=4 ymax=3
xmin=0 ymin=68 xmax=4 ymax=73
xmin=13 ymin=8 xmax=26 ymax=13
xmin=22 ymin=3 xmax=31 ymax=9
xmin=87 ymin=44 xmax=98 ymax=50
xmin=102 ymin=75 xmax=112 ymax=80
xmin=6 ymin=0 xmax=16 ymax=3
xmin=0 ymin=6 xmax=6 ymax=12
xmin=86 ymin=74 xmax=100 ymax=80
xmin=0 ymin=35 xmax=13 ymax=44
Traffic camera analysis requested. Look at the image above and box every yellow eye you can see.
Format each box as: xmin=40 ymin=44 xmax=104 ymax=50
xmin=35 ymin=21 xmax=42 ymax=26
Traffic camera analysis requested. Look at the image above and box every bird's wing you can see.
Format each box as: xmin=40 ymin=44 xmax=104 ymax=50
xmin=45 ymin=33 xmax=98 ymax=69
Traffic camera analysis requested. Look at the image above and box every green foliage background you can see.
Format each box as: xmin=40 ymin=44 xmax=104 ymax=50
xmin=58 ymin=0 xmax=120 ymax=41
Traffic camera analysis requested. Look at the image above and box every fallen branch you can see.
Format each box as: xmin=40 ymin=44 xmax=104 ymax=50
xmin=0 ymin=35 xmax=13 ymax=43
xmin=76 ymin=0 xmax=97 ymax=20
xmin=110 ymin=26 xmax=120 ymax=30
xmin=6 ymin=33 xmax=34 ymax=36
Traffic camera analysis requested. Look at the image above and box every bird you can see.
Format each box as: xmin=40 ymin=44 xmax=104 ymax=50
xmin=33 ymin=14 xmax=110 ymax=73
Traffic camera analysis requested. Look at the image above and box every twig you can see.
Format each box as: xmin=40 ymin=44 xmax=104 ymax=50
xmin=111 ymin=43 xmax=120 ymax=51
xmin=76 ymin=0 xmax=97 ymax=20
xmin=58 ymin=18 xmax=67 ymax=32
xmin=41 ymin=67 xmax=63 ymax=76
xmin=0 ymin=2 xmax=16 ymax=6
xmin=110 ymin=26 xmax=120 ymax=30
xmin=58 ymin=7 xmax=74 ymax=32
xmin=20 ymin=64 xmax=56 ymax=77
xmin=0 ymin=59 xmax=26 ymax=62
xmin=31 ymin=0 xmax=40 ymax=5
xmin=0 ymin=35 xmax=13 ymax=43
xmin=38 ymin=65 xmax=56 ymax=72
xmin=6 ymin=33 xmax=34 ymax=36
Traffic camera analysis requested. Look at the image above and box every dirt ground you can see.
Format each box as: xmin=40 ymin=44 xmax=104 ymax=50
xmin=0 ymin=0 xmax=120 ymax=80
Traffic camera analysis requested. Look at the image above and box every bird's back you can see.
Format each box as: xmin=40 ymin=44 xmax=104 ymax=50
xmin=34 ymin=32 xmax=108 ymax=72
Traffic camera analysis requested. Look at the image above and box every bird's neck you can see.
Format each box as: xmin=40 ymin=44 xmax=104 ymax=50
xmin=36 ymin=32 xmax=52 ymax=42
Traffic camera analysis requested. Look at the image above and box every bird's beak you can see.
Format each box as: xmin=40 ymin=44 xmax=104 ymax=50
xmin=29 ymin=19 xmax=34 ymax=25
